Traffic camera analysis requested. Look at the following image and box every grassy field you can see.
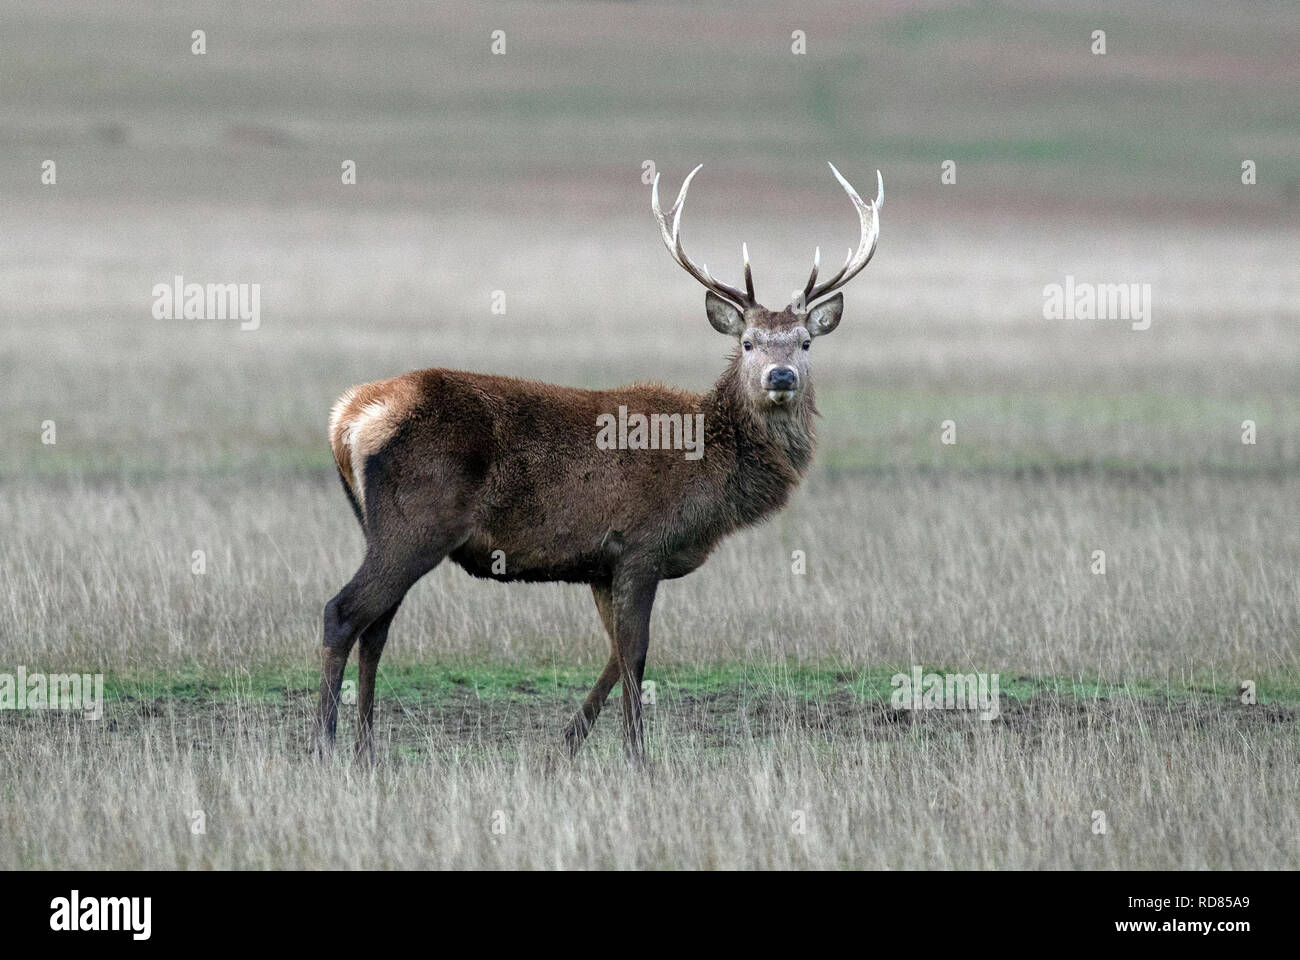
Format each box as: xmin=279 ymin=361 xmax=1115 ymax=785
xmin=4 ymin=664 xmax=1297 ymax=869
xmin=2 ymin=1 xmax=1298 ymax=869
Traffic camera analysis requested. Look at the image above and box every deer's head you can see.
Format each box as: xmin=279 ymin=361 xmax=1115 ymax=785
xmin=652 ymin=163 xmax=882 ymax=411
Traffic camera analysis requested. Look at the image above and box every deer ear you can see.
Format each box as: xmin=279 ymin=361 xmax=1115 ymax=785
xmin=705 ymin=291 xmax=745 ymax=337
xmin=807 ymin=292 xmax=843 ymax=337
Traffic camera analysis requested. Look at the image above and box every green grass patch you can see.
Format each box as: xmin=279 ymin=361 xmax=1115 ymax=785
xmin=93 ymin=661 xmax=1300 ymax=709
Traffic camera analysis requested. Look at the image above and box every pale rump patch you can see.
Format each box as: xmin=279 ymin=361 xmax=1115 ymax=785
xmin=328 ymin=375 xmax=422 ymax=515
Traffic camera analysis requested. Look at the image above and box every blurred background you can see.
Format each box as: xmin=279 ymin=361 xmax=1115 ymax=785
xmin=1 ymin=0 xmax=1297 ymax=675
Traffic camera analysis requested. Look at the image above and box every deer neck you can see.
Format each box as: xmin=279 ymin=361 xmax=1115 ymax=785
xmin=704 ymin=359 xmax=817 ymax=526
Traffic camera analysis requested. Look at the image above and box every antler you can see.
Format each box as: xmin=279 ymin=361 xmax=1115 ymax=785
xmin=652 ymin=165 xmax=756 ymax=309
xmin=792 ymin=163 xmax=883 ymax=310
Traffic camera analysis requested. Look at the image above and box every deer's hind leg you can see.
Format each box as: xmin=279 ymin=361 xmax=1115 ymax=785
xmin=354 ymin=600 xmax=401 ymax=763
xmin=317 ymin=377 xmax=486 ymax=762
xmin=312 ymin=558 xmax=412 ymax=761
xmin=313 ymin=523 xmax=467 ymax=762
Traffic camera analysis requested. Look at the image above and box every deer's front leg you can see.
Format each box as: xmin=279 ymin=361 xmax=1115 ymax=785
xmin=563 ymin=653 xmax=620 ymax=758
xmin=563 ymin=581 xmax=624 ymax=758
xmin=611 ymin=575 xmax=658 ymax=767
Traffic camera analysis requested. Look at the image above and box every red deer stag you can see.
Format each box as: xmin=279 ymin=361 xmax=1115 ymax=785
xmin=313 ymin=163 xmax=883 ymax=764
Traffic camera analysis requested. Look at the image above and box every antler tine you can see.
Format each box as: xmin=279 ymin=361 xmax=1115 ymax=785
xmin=652 ymin=165 xmax=755 ymax=308
xmin=793 ymin=164 xmax=883 ymax=309
xmin=801 ymin=245 xmax=821 ymax=304
xmin=651 ymin=164 xmax=701 ymax=252
xmin=806 ymin=247 xmax=854 ymax=302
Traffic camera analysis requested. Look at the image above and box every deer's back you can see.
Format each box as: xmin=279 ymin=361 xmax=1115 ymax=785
xmin=330 ymin=368 xmax=730 ymax=584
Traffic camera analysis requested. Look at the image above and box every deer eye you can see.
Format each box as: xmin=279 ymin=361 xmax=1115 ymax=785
xmin=742 ymin=341 xmax=753 ymax=351
xmin=802 ymin=340 xmax=811 ymax=351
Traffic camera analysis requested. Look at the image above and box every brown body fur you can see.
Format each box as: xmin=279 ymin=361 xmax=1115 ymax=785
xmin=332 ymin=365 xmax=813 ymax=584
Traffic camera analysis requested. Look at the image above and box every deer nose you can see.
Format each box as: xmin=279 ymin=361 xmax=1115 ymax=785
xmin=766 ymin=366 xmax=799 ymax=391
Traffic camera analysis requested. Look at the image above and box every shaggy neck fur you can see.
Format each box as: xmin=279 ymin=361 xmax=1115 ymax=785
xmin=704 ymin=354 xmax=817 ymax=529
